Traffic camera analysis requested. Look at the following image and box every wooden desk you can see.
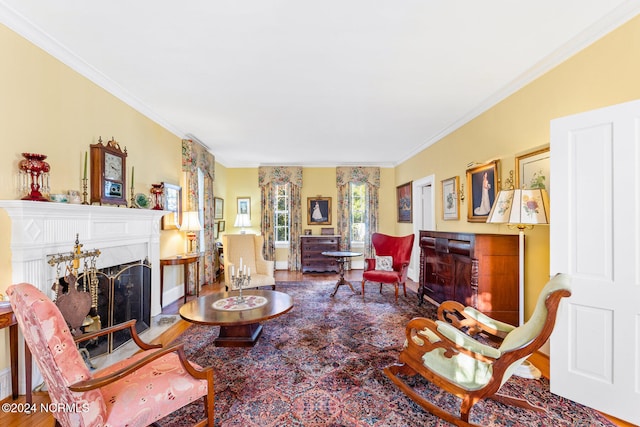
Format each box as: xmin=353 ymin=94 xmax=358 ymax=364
xmin=0 ymin=304 xmax=19 ymax=399
xmin=160 ymin=254 xmax=201 ymax=307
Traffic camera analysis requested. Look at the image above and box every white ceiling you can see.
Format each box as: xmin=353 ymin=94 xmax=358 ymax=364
xmin=1 ymin=1 xmax=638 ymax=167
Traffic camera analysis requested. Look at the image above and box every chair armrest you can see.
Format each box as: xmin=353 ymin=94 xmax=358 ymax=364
xmin=256 ymin=259 xmax=275 ymax=277
xmin=437 ymin=301 xmax=513 ymax=340
xmin=69 ymin=343 xmax=213 ymax=391
xmin=73 ymin=319 xmax=161 ymax=351
xmin=363 ymin=258 xmax=375 ymax=271
xmin=403 ymin=317 xmax=500 ymax=363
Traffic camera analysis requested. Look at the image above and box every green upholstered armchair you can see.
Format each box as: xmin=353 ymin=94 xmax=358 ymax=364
xmin=384 ymin=273 xmax=571 ymax=427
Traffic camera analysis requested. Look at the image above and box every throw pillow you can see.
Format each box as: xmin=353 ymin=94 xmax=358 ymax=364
xmin=375 ymin=255 xmax=394 ymax=271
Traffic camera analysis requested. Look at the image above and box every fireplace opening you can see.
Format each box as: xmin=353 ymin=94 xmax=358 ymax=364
xmin=78 ymin=259 xmax=152 ymax=358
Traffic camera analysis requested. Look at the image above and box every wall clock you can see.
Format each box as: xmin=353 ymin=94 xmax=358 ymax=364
xmin=90 ymin=137 xmax=128 ymax=206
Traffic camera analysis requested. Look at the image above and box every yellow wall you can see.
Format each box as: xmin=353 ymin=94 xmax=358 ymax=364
xmin=396 ymin=14 xmax=640 ymax=319
xmin=0 ymin=23 xmax=184 ymax=369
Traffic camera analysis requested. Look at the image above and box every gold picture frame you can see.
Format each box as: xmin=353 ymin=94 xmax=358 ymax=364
xmin=161 ymin=183 xmax=182 ymax=230
xmin=515 ymin=145 xmax=550 ymax=193
xmin=466 ymin=160 xmax=500 ymax=223
xmin=307 ymin=197 xmax=331 ymax=225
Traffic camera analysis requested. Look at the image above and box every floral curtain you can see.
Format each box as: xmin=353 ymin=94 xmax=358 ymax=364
xmin=336 ymin=167 xmax=380 ymax=258
xmin=259 ymin=166 xmax=303 ymax=270
xmin=181 ymin=139 xmax=216 ymax=290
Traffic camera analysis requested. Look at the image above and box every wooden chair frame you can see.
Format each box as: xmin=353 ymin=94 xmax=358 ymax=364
xmin=384 ymin=278 xmax=571 ymax=427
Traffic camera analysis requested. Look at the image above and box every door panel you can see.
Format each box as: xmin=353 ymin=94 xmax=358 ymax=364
xmin=550 ymin=100 xmax=640 ymax=425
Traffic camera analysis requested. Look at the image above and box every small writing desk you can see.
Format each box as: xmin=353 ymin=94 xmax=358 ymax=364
xmin=0 ymin=304 xmax=19 ymax=399
xmin=160 ymin=253 xmax=201 ymax=307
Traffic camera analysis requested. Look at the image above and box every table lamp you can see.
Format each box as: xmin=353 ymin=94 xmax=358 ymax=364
xmin=486 ymin=188 xmax=550 ymax=378
xmin=181 ymin=211 xmax=202 ymax=253
xmin=234 ymin=213 xmax=251 ymax=234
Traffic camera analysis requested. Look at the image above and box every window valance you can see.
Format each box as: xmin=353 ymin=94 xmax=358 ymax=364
xmin=182 ymin=139 xmax=215 ymax=180
xmin=258 ymin=166 xmax=303 ymax=188
xmin=336 ymin=167 xmax=380 ymax=187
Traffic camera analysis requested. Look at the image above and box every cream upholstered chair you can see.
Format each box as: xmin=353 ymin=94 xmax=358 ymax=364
xmin=223 ymin=234 xmax=275 ymax=290
xmin=384 ymin=273 xmax=571 ymax=426
xmin=7 ymin=283 xmax=214 ymax=427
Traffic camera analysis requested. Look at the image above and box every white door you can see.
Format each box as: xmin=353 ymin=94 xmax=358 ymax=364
xmin=410 ymin=175 xmax=435 ymax=281
xmin=550 ymin=99 xmax=640 ymax=425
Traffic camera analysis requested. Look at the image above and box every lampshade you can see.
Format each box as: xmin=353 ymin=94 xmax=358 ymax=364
xmin=234 ymin=213 xmax=251 ymax=227
xmin=234 ymin=213 xmax=251 ymax=233
xmin=486 ymin=189 xmax=550 ymax=227
xmin=180 ymin=211 xmax=202 ymax=232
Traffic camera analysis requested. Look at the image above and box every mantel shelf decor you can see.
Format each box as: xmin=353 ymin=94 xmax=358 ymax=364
xmin=19 ymin=152 xmax=50 ymax=201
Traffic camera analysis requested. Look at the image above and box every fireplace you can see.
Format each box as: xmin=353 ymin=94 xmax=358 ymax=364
xmin=0 ymin=200 xmax=166 ymax=394
xmin=77 ymin=259 xmax=152 ymax=358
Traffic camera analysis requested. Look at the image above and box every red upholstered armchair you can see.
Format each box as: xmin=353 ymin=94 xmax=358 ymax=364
xmin=361 ymin=233 xmax=415 ymax=301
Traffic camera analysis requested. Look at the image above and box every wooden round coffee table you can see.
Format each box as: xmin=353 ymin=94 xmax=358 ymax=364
xmin=179 ymin=289 xmax=293 ymax=347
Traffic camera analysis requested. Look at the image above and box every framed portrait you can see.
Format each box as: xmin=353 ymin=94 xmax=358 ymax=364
xmin=396 ymin=181 xmax=412 ymax=223
xmin=516 ymin=146 xmax=550 ymax=194
xmin=237 ymin=197 xmax=251 ymax=219
xmin=307 ymin=197 xmax=331 ymax=225
xmin=218 ymin=220 xmax=225 ymax=232
xmin=441 ymin=176 xmax=459 ymax=221
xmin=214 ymin=197 xmax=224 ymax=220
xmin=161 ymin=183 xmax=182 ymax=230
xmin=466 ymin=160 xmax=500 ymax=223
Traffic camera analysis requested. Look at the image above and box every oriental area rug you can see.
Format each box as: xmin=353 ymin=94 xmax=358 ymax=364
xmin=158 ymin=281 xmax=614 ymax=427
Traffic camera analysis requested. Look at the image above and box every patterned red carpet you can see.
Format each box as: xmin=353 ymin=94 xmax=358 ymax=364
xmin=159 ymin=281 xmax=614 ymax=426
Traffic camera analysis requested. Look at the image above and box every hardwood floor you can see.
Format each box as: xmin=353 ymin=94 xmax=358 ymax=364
xmin=0 ymin=270 xmax=631 ymax=427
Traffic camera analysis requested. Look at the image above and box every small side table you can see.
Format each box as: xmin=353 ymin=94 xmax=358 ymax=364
xmin=321 ymin=251 xmax=362 ymax=297
xmin=160 ymin=253 xmax=201 ymax=307
xmin=0 ymin=304 xmax=19 ymax=399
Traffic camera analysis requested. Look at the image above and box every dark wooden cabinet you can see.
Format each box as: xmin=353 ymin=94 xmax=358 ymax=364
xmin=418 ymin=230 xmax=519 ymax=325
xmin=301 ymin=235 xmax=340 ymax=273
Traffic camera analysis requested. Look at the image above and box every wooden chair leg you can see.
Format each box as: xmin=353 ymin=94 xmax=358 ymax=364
xmin=403 ymin=282 xmax=407 ymax=297
xmin=361 ymin=280 xmax=366 ymax=298
xmin=394 ymin=283 xmax=399 ymax=302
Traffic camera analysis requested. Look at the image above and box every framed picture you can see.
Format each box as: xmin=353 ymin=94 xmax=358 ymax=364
xmin=516 ymin=146 xmax=550 ymax=194
xmin=214 ymin=197 xmax=224 ymax=220
xmin=396 ymin=181 xmax=412 ymax=223
xmin=466 ymin=160 xmax=500 ymax=223
xmin=307 ymin=197 xmax=331 ymax=225
xmin=218 ymin=220 xmax=225 ymax=232
xmin=214 ymin=222 xmax=219 ymax=239
xmin=441 ymin=176 xmax=459 ymax=221
xmin=237 ymin=197 xmax=251 ymax=219
xmin=304 ymin=229 xmax=312 ymax=235
xmin=161 ymin=183 xmax=182 ymax=230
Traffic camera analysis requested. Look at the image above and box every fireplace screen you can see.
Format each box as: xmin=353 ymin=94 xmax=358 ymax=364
xmin=78 ymin=259 xmax=152 ymax=358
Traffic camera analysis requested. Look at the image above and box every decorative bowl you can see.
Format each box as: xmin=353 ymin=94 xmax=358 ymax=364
xmin=50 ymin=194 xmax=68 ymax=203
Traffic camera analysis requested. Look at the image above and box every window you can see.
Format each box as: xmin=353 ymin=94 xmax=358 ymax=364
xmin=274 ymin=184 xmax=290 ymax=245
xmin=350 ymin=183 xmax=365 ymax=244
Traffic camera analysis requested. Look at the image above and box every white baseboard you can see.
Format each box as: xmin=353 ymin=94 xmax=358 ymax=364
xmin=0 ymin=367 xmax=10 ymax=401
xmin=162 ymin=286 xmax=184 ymax=308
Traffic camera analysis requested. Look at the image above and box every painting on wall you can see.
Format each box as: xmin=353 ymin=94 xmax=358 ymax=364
xmin=214 ymin=197 xmax=224 ymax=219
xmin=237 ymin=197 xmax=251 ymax=219
xmin=466 ymin=160 xmax=500 ymax=223
xmin=307 ymin=197 xmax=331 ymax=225
xmin=516 ymin=146 xmax=550 ymax=195
xmin=441 ymin=176 xmax=459 ymax=221
xmin=396 ymin=181 xmax=412 ymax=223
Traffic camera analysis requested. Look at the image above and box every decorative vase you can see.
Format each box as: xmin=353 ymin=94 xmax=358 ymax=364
xmin=19 ymin=153 xmax=50 ymax=201
xmin=150 ymin=183 xmax=164 ymax=210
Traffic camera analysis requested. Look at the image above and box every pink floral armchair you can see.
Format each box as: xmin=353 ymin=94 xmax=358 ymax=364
xmin=7 ymin=283 xmax=214 ymax=427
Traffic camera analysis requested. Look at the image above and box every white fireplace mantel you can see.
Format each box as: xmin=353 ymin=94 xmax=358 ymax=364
xmin=0 ymin=200 xmax=167 ymax=317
